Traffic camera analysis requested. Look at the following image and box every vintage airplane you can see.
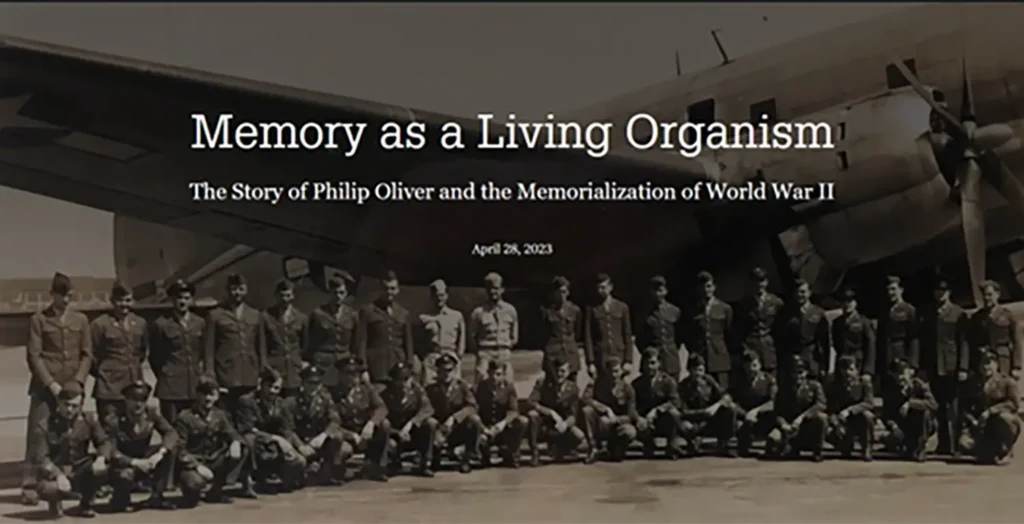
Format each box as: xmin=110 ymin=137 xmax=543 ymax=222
xmin=0 ymin=3 xmax=1023 ymax=339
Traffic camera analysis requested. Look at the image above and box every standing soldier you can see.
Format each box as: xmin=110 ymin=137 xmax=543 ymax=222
xmin=285 ymin=365 xmax=344 ymax=486
xmin=526 ymin=357 xmax=594 ymax=465
xmin=584 ymin=273 xmax=634 ymax=378
xmin=419 ymin=279 xmax=466 ymax=384
xmin=382 ymin=362 xmax=437 ymax=477
xmin=881 ymin=359 xmax=937 ymax=461
xmin=31 ymin=381 xmax=110 ymax=519
xmin=475 ymin=361 xmax=527 ymax=468
xmin=731 ymin=351 xmax=777 ymax=457
xmin=777 ymin=279 xmax=830 ymax=380
xmin=877 ymin=276 xmax=921 ymax=381
xmin=355 ymin=271 xmax=414 ymax=391
xmin=469 ymin=272 xmax=519 ymax=384
xmin=538 ymin=276 xmax=584 ymax=379
xmin=767 ymin=355 xmax=827 ymax=462
xmin=959 ymin=351 xmax=1022 ymax=465
xmin=428 ymin=354 xmax=485 ymax=473
xmin=306 ymin=276 xmax=360 ymax=390
xmin=22 ymin=272 xmax=93 ymax=506
xmin=685 ymin=271 xmax=734 ymax=387
xmin=150 ymin=280 xmax=206 ymax=424
xmin=106 ymin=381 xmax=178 ymax=512
xmin=236 ymin=369 xmax=305 ymax=494
xmin=825 ymin=355 xmax=875 ymax=461
xmin=334 ymin=357 xmax=390 ymax=481
xmin=263 ymin=280 xmax=307 ymax=397
xmin=205 ymin=274 xmax=266 ymax=412
xmin=736 ymin=268 xmax=784 ymax=380
xmin=582 ymin=357 xmax=638 ymax=462
xmin=637 ymin=275 xmax=684 ymax=380
xmin=968 ymin=280 xmax=1022 ymax=378
xmin=831 ymin=288 xmax=876 ymax=385
xmin=632 ymin=348 xmax=684 ymax=459
xmin=919 ymin=279 xmax=969 ymax=456
xmin=90 ymin=282 xmax=149 ymax=421
xmin=173 ymin=378 xmax=246 ymax=507
xmin=678 ymin=354 xmax=738 ymax=457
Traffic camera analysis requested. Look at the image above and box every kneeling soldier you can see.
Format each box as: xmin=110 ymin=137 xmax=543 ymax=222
xmin=427 ymin=353 xmax=483 ymax=473
xmin=237 ymin=369 xmax=305 ymax=494
xmin=583 ymin=357 xmax=638 ymax=462
xmin=174 ymin=378 xmax=246 ymax=507
xmin=286 ymin=365 xmax=344 ymax=485
xmin=767 ymin=355 xmax=827 ymax=461
xmin=107 ymin=381 xmax=177 ymax=512
xmin=32 ymin=381 xmax=110 ymax=519
xmin=334 ymin=357 xmax=390 ymax=481
xmin=382 ymin=362 xmax=437 ymax=477
xmin=679 ymin=354 xmax=738 ymax=457
xmin=633 ymin=348 xmax=684 ymax=459
xmin=731 ymin=351 xmax=778 ymax=457
xmin=959 ymin=351 xmax=1021 ymax=465
xmin=882 ymin=359 xmax=937 ymax=461
xmin=476 ymin=361 xmax=527 ymax=468
xmin=825 ymin=356 xmax=875 ymax=461
xmin=527 ymin=357 xmax=595 ymax=466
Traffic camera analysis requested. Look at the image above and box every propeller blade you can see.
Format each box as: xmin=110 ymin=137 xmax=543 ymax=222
xmin=960 ymin=55 xmax=976 ymax=124
xmin=888 ymin=57 xmax=967 ymax=138
xmin=960 ymin=159 xmax=986 ymax=306
xmin=980 ymin=151 xmax=1024 ymax=218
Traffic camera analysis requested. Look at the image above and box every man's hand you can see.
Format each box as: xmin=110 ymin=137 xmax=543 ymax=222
xmin=399 ymin=426 xmax=412 ymax=442
xmin=47 ymin=382 xmax=62 ymax=398
xmin=860 ymin=373 xmax=871 ymax=383
xmin=196 ymin=465 xmax=215 ymax=482
xmin=781 ymin=422 xmax=793 ymax=434
xmin=130 ymin=458 xmax=152 ymax=473
xmin=1013 ymin=369 xmax=1021 ymax=380
xmin=91 ymin=456 xmax=107 ymax=475
xmin=588 ymin=364 xmax=597 ymax=379
xmin=229 ymin=441 xmax=242 ymax=459
xmin=443 ymin=417 xmax=455 ymax=433
xmin=838 ymin=409 xmax=850 ymax=422
xmin=745 ymin=410 xmax=759 ymax=424
xmin=623 ymin=363 xmax=633 ymax=375
xmin=310 ymin=432 xmax=328 ymax=449
xmin=361 ymin=371 xmax=371 ymax=383
xmin=636 ymin=417 xmax=650 ymax=432
xmin=554 ymin=419 xmax=568 ymax=434
xmin=793 ymin=416 xmax=804 ymax=428
xmin=980 ymin=409 xmax=991 ymax=424
xmin=299 ymin=444 xmax=315 ymax=458
xmin=957 ymin=371 xmax=968 ymax=381
xmin=900 ymin=402 xmax=910 ymax=417
xmin=361 ymin=422 xmax=375 ymax=443
xmin=56 ymin=474 xmax=71 ymax=493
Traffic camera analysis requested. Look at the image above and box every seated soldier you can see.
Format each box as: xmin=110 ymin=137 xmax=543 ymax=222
xmin=583 ymin=357 xmax=638 ymax=462
xmin=959 ymin=351 xmax=1021 ymax=465
xmin=825 ymin=355 xmax=875 ymax=461
xmin=106 ymin=381 xmax=177 ymax=512
xmin=881 ymin=358 xmax=937 ymax=462
xmin=632 ymin=348 xmax=685 ymax=459
xmin=334 ymin=357 xmax=391 ymax=482
xmin=731 ymin=351 xmax=778 ymax=457
xmin=475 ymin=361 xmax=528 ymax=468
xmin=285 ymin=365 xmax=344 ymax=486
xmin=679 ymin=354 xmax=738 ymax=457
xmin=767 ymin=355 xmax=827 ymax=462
xmin=174 ymin=378 xmax=246 ymax=507
xmin=382 ymin=362 xmax=437 ymax=477
xmin=427 ymin=353 xmax=484 ymax=473
xmin=527 ymin=357 xmax=595 ymax=466
xmin=32 ymin=381 xmax=111 ymax=519
xmin=236 ymin=369 xmax=305 ymax=494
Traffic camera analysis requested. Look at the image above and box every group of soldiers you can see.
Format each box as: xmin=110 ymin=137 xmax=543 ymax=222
xmin=18 ymin=267 xmax=1024 ymax=519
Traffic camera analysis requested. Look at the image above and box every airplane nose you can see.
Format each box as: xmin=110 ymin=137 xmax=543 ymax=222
xmin=973 ymin=123 xmax=1014 ymax=150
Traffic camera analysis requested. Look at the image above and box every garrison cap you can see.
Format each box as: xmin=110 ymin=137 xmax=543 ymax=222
xmin=389 ymin=361 xmax=412 ymax=381
xmin=436 ymin=353 xmax=458 ymax=370
xmin=275 ymin=279 xmax=295 ymax=293
xmin=978 ymin=349 xmax=998 ymax=367
xmin=749 ymin=267 xmax=768 ymax=281
xmin=596 ymin=273 xmax=612 ymax=284
xmin=934 ymin=279 xmax=950 ymax=291
xmin=167 ymin=279 xmax=194 ymax=297
xmin=483 ymin=272 xmax=503 ymax=287
xmin=197 ymin=377 xmax=220 ymax=394
xmin=121 ymin=380 xmax=152 ymax=401
xmin=110 ymin=281 xmax=132 ymax=300
xmin=58 ymin=381 xmax=84 ymax=399
xmin=886 ymin=275 xmax=902 ymax=286
xmin=429 ymin=279 xmax=447 ymax=294
xmin=840 ymin=288 xmax=857 ymax=301
xmin=335 ymin=356 xmax=364 ymax=371
xmin=50 ymin=272 xmax=73 ymax=295
xmin=650 ymin=275 xmax=667 ymax=289
xmin=260 ymin=368 xmax=282 ymax=383
xmin=687 ymin=353 xmax=706 ymax=370
xmin=226 ymin=273 xmax=247 ymax=287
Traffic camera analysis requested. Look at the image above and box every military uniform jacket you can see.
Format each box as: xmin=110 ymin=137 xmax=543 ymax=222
xmin=90 ymin=312 xmax=148 ymax=400
xmin=824 ymin=375 xmax=873 ymax=415
xmin=882 ymin=377 xmax=937 ymax=421
xmin=469 ymin=301 xmax=518 ymax=351
xmin=32 ymin=411 xmax=111 ymax=476
xmin=236 ymin=392 xmax=295 ymax=438
xmin=419 ymin=306 xmax=466 ymax=356
xmin=539 ymin=302 xmax=583 ymax=371
xmin=285 ymin=386 xmax=341 ymax=443
xmin=174 ymin=406 xmax=242 ymax=464
xmin=961 ymin=373 xmax=1019 ymax=419
xmin=355 ymin=301 xmax=413 ymax=383
xmin=528 ymin=378 xmax=581 ymax=420
xmin=427 ymin=378 xmax=478 ymax=423
xmin=631 ymin=372 xmax=681 ymax=415
xmin=474 ymin=378 xmax=518 ymax=426
xmin=730 ymin=372 xmax=777 ymax=412
xmin=27 ymin=306 xmax=92 ymax=397
xmin=107 ymin=406 xmax=179 ymax=467
xmin=150 ymin=313 xmax=206 ymax=401
xmin=777 ymin=303 xmax=830 ymax=375
xmin=382 ymin=380 xmax=434 ymax=429
xmin=637 ymin=301 xmax=683 ymax=375
xmin=831 ymin=312 xmax=877 ymax=376
xmin=584 ymin=298 xmax=633 ymax=368
xmin=583 ymin=377 xmax=638 ymax=420
xmin=306 ymin=304 xmax=358 ymax=386
xmin=919 ymin=302 xmax=969 ymax=378
xmin=685 ymin=298 xmax=734 ymax=374
xmin=878 ymin=301 xmax=921 ymax=371
xmin=968 ymin=306 xmax=1021 ymax=373
xmin=736 ymin=293 xmax=784 ymax=369
xmin=335 ymin=381 xmax=388 ymax=431
xmin=775 ymin=379 xmax=826 ymax=421
xmin=205 ymin=304 xmax=266 ymax=389
xmin=262 ymin=306 xmax=308 ymax=390
xmin=678 ymin=374 xmax=726 ymax=417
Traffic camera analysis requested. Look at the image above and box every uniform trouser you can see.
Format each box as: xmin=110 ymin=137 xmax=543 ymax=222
xmin=591 ymin=413 xmax=637 ymax=461
xmin=768 ymin=413 xmax=827 ymax=457
xmin=110 ymin=446 xmax=174 ymax=504
xmin=340 ymin=421 xmax=392 ymax=473
xmin=636 ymin=407 xmax=683 ymax=457
xmin=219 ymin=387 xmax=256 ymax=414
xmin=296 ymin=432 xmax=343 ymax=484
xmin=827 ymin=411 xmax=875 ymax=454
xmin=423 ymin=351 xmax=460 ymax=384
xmin=736 ymin=410 xmax=776 ymax=453
xmin=930 ymin=374 xmax=960 ymax=453
xmin=708 ymin=371 xmax=730 ymax=391
xmin=959 ymin=412 xmax=1022 ymax=462
xmin=885 ymin=409 xmax=934 ymax=456
xmin=476 ymin=348 xmax=513 ymax=383
xmin=38 ymin=456 xmax=103 ymax=507
xmin=388 ymin=417 xmax=438 ymax=470
xmin=481 ymin=415 xmax=528 ymax=465
xmin=680 ymin=406 xmax=738 ymax=451
xmin=247 ymin=435 xmax=305 ymax=487
xmin=22 ymin=393 xmax=55 ymax=490
xmin=435 ymin=416 xmax=483 ymax=468
xmin=177 ymin=448 xmax=246 ymax=502
xmin=526 ymin=410 xmax=589 ymax=460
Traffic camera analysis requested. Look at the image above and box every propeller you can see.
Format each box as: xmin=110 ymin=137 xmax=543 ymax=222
xmin=890 ymin=56 xmax=1023 ymax=305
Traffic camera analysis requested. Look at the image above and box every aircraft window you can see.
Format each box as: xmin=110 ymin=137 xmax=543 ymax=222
xmin=749 ymin=98 xmax=777 ymax=123
xmin=836 ymin=151 xmax=849 ymax=170
xmin=885 ymin=58 xmax=917 ymax=89
xmin=686 ymin=98 xmax=716 ymax=144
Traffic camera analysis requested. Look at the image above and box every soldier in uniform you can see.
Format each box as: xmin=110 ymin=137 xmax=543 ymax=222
xmin=205 ymin=274 xmax=266 ymax=413
xmin=637 ymin=275 xmax=684 ymax=380
xmin=777 ymin=279 xmax=830 ymax=380
xmin=285 ymin=365 xmax=344 ymax=486
xmin=382 ymin=362 xmax=437 ymax=477
xmin=334 ymin=357 xmax=390 ymax=482
xmin=584 ymin=273 xmax=634 ymax=378
xmin=427 ymin=353 xmax=484 ymax=473
xmin=306 ymin=276 xmax=360 ymax=390
xmin=877 ymin=276 xmax=921 ymax=383
xmin=825 ymin=355 xmax=875 ymax=461
xmin=881 ymin=359 xmax=937 ymax=461
xmin=355 ymin=271 xmax=414 ymax=391
xmin=678 ymin=354 xmax=738 ymax=457
xmin=31 ymin=381 xmax=110 ymax=519
xmin=731 ymin=351 xmax=778 ymax=457
xmin=106 ymin=381 xmax=178 ymax=512
xmin=174 ymin=378 xmax=247 ymax=506
xmin=831 ymin=288 xmax=876 ymax=386
xmin=958 ymin=351 xmax=1021 ymax=465
xmin=684 ymin=271 xmax=733 ymax=387
xmin=526 ymin=357 xmax=594 ymax=465
xmin=582 ymin=357 xmax=638 ymax=462
xmin=919 ymin=279 xmax=969 ymax=455
xmin=475 ymin=361 xmax=527 ymax=468
xmin=968 ymin=280 xmax=1021 ymax=378
xmin=90 ymin=282 xmax=149 ymax=421
xmin=236 ymin=369 xmax=305 ymax=494
xmin=418 ymin=279 xmax=466 ymax=384
xmin=469 ymin=272 xmax=519 ymax=384
xmin=22 ymin=272 xmax=93 ymax=506
xmin=767 ymin=355 xmax=827 ymax=462
xmin=632 ymin=348 xmax=684 ymax=459
xmin=149 ymin=280 xmax=206 ymax=424
xmin=736 ymin=267 xmax=784 ymax=380
xmin=262 ymin=280 xmax=307 ymax=397
xmin=538 ymin=276 xmax=584 ymax=379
